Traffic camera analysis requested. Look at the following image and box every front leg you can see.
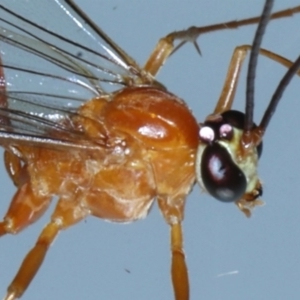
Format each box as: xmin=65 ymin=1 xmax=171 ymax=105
xmin=212 ymin=46 xmax=300 ymax=115
xmin=143 ymin=6 xmax=300 ymax=77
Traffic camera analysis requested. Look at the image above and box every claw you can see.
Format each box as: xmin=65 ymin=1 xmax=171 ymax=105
xmin=3 ymin=291 xmax=17 ymax=300
xmin=0 ymin=222 xmax=7 ymax=237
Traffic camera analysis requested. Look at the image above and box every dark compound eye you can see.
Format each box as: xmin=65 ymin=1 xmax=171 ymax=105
xmin=201 ymin=143 xmax=247 ymax=202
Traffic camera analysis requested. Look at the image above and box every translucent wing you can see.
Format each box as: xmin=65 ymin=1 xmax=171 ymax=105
xmin=0 ymin=0 xmax=149 ymax=150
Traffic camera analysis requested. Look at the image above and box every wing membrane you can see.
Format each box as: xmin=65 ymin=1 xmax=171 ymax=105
xmin=0 ymin=0 xmax=148 ymax=150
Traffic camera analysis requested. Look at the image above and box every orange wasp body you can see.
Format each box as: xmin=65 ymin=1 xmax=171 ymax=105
xmin=0 ymin=1 xmax=300 ymax=300
xmin=4 ymin=86 xmax=199 ymax=227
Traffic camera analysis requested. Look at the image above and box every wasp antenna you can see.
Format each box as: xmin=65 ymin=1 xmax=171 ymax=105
xmin=259 ymin=55 xmax=300 ymax=131
xmin=245 ymin=0 xmax=274 ymax=132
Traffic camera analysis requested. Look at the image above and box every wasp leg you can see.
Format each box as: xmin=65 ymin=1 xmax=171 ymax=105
xmin=0 ymin=183 xmax=51 ymax=237
xmin=171 ymin=222 xmax=189 ymax=300
xmin=4 ymin=196 xmax=89 ymax=300
xmin=209 ymin=45 xmax=300 ymax=151
xmin=4 ymin=222 xmax=59 ymax=300
xmin=211 ymin=46 xmax=300 ymax=115
xmin=143 ymin=7 xmax=300 ymax=77
xmin=157 ymin=195 xmax=189 ymax=300
xmin=4 ymin=151 xmax=29 ymax=188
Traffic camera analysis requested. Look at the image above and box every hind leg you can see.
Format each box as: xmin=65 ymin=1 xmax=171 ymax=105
xmin=0 ymin=182 xmax=51 ymax=237
xmin=4 ymin=194 xmax=89 ymax=299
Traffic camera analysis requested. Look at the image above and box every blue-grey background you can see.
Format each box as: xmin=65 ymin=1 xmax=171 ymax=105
xmin=1 ymin=1 xmax=300 ymax=299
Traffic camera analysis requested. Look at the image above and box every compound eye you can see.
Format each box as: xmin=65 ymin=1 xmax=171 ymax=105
xmin=201 ymin=144 xmax=247 ymax=202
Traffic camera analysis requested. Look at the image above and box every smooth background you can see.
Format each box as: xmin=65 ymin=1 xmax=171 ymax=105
xmin=1 ymin=1 xmax=300 ymax=300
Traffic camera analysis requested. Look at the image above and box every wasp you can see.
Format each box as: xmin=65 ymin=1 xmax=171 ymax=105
xmin=0 ymin=1 xmax=300 ymax=299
